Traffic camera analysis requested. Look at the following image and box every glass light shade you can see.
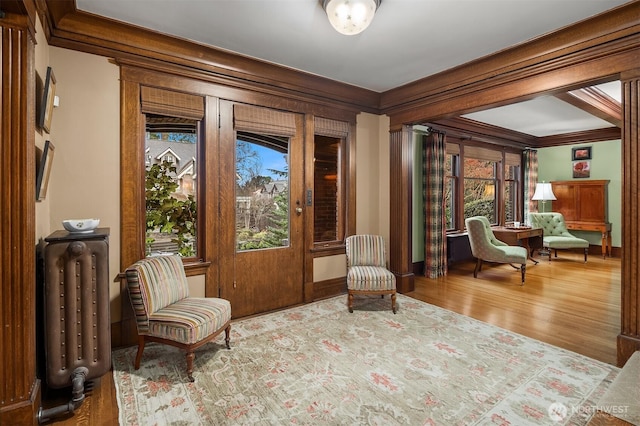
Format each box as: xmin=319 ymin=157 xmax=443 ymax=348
xmin=323 ymin=0 xmax=380 ymax=35
xmin=531 ymin=182 xmax=557 ymax=201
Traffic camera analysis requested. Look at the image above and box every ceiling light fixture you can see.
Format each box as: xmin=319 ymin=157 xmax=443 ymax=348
xmin=322 ymin=0 xmax=381 ymax=36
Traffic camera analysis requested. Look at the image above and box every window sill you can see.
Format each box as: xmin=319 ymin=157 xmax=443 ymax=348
xmin=311 ymin=244 xmax=345 ymax=257
xmin=184 ymin=259 xmax=212 ymax=276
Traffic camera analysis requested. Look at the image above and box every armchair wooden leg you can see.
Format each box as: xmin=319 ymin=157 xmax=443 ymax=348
xmin=348 ymin=292 xmax=354 ymax=313
xmin=584 ymin=248 xmax=588 ymax=262
xmin=134 ymin=336 xmax=146 ymax=370
xmin=224 ymin=325 xmax=231 ymax=350
xmin=473 ymin=259 xmax=482 ymax=278
xmin=520 ymin=264 xmax=526 ymax=285
xmin=391 ymin=292 xmax=397 ymax=314
xmin=186 ymin=351 xmax=195 ymax=382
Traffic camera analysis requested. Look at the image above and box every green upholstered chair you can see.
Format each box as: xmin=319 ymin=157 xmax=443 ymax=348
xmin=528 ymin=212 xmax=589 ymax=262
xmin=465 ymin=216 xmax=528 ymax=284
xmin=125 ymin=254 xmax=231 ymax=382
xmin=345 ymin=235 xmax=397 ymax=313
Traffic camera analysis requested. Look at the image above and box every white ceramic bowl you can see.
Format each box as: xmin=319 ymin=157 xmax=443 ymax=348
xmin=62 ymin=218 xmax=100 ymax=233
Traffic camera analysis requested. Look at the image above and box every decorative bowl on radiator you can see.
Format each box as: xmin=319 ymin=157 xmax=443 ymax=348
xmin=62 ymin=218 xmax=100 ymax=233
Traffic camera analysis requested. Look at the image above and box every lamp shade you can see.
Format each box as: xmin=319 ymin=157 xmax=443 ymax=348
xmin=531 ymin=182 xmax=557 ymax=201
xmin=323 ymin=0 xmax=380 ymax=35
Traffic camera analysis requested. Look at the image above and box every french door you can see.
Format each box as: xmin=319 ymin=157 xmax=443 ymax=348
xmin=218 ymin=101 xmax=305 ymax=318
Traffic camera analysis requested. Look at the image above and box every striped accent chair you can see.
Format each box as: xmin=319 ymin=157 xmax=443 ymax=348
xmin=465 ymin=216 xmax=528 ymax=285
xmin=345 ymin=235 xmax=397 ymax=313
xmin=125 ymin=254 xmax=231 ymax=382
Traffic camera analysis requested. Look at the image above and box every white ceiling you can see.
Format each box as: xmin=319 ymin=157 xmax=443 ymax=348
xmin=75 ymin=0 xmax=628 ymax=136
xmin=463 ymin=81 xmax=622 ymax=137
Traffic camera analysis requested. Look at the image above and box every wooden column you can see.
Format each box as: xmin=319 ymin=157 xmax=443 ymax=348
xmin=389 ymin=126 xmax=414 ymax=293
xmin=0 ymin=6 xmax=40 ymax=425
xmin=619 ymin=69 xmax=640 ymax=366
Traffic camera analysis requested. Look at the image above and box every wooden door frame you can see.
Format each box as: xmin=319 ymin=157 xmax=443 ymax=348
xmin=217 ymin=101 xmax=306 ymax=318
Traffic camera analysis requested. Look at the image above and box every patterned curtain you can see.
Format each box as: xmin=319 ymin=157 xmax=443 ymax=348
xmin=523 ymin=149 xmax=539 ymax=221
xmin=423 ymin=131 xmax=447 ymax=278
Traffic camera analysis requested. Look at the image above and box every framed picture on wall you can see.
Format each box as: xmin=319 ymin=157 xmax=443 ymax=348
xmin=572 ymin=146 xmax=592 ymax=160
xmin=36 ymin=141 xmax=55 ymax=201
xmin=38 ymin=67 xmax=56 ymax=133
xmin=573 ymin=160 xmax=590 ymax=178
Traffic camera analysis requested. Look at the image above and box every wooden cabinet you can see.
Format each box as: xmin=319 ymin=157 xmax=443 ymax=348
xmin=551 ymin=180 xmax=612 ymax=258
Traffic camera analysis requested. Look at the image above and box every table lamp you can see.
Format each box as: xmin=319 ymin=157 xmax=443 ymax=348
xmin=532 ymin=182 xmax=557 ymax=213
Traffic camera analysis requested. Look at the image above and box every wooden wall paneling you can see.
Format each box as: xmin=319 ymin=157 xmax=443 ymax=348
xmin=619 ymin=69 xmax=640 ymax=365
xmin=303 ymin=114 xmax=315 ymax=302
xmin=0 ymin=9 xmax=40 ymax=425
xmin=41 ymin=1 xmax=380 ymax=114
xmin=116 ymin=59 xmax=362 ymax=124
xmin=216 ymin=100 xmax=237 ymax=309
xmin=347 ymin=121 xmax=357 ymax=238
xmin=203 ymin=95 xmax=220 ymax=298
xmin=389 ymin=126 xmax=414 ymax=293
xmin=116 ymin=76 xmax=143 ymax=349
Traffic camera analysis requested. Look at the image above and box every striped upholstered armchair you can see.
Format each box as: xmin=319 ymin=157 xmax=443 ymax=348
xmin=345 ymin=235 xmax=397 ymax=314
xmin=125 ymin=254 xmax=231 ymax=382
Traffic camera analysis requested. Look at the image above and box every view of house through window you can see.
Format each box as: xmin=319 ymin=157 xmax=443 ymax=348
xmin=235 ymin=131 xmax=290 ymax=251
xmin=144 ymin=113 xmax=198 ymax=257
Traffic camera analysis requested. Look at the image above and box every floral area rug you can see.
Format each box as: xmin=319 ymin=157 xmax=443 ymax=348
xmin=112 ymin=294 xmax=619 ymax=425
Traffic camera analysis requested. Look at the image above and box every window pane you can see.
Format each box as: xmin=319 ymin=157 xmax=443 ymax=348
xmin=314 ymin=135 xmax=342 ymax=243
xmin=444 ymin=153 xmax=457 ymax=230
xmin=236 ymin=132 xmax=290 ymax=251
xmin=145 ymin=114 xmax=198 ymax=257
xmin=445 ymin=178 xmax=455 ymax=229
xmin=505 ymin=181 xmax=515 ymax=222
xmin=504 ymin=164 xmax=519 ymax=223
xmin=463 ymin=158 xmax=496 ymax=223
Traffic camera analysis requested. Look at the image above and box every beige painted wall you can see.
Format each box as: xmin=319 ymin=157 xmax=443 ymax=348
xmin=47 ymin=47 xmax=122 ymax=319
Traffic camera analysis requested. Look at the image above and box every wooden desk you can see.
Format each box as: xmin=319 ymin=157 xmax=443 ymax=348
xmin=565 ymin=221 xmax=612 ymax=259
xmin=492 ymin=227 xmax=543 ymax=264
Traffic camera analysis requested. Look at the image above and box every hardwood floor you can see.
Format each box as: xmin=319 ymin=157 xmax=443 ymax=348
xmin=407 ymin=252 xmax=621 ymax=365
xmin=42 ymin=251 xmax=621 ymax=425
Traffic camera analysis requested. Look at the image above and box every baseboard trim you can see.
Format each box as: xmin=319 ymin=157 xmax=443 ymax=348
xmin=313 ymin=277 xmax=346 ymax=300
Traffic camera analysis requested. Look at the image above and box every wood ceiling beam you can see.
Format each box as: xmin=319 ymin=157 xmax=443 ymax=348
xmin=554 ymin=87 xmax=622 ymax=127
xmin=429 ymin=117 xmax=534 ymax=149
xmin=534 ymin=127 xmax=621 ymax=147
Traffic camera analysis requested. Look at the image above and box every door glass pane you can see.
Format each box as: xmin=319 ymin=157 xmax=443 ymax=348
xmin=144 ymin=113 xmax=198 ymax=257
xmin=236 ymin=131 xmax=289 ymax=251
